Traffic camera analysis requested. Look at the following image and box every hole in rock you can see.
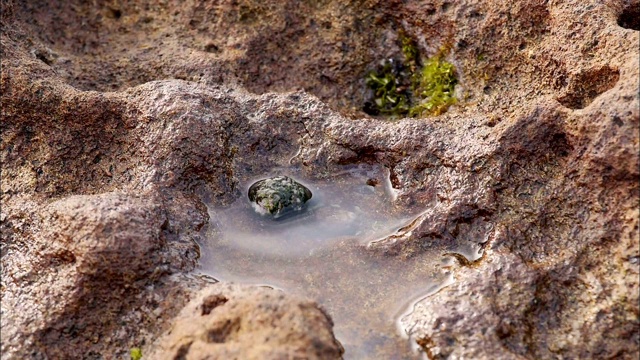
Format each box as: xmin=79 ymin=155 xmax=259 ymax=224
xmin=617 ymin=4 xmax=640 ymax=30
xmin=201 ymin=295 xmax=228 ymax=315
xmin=108 ymin=7 xmax=122 ymax=19
xmin=207 ymin=319 xmax=240 ymax=344
xmin=174 ymin=342 xmax=192 ymax=360
xmin=199 ymin=165 xmax=471 ymax=359
xmin=557 ymin=66 xmax=620 ymax=109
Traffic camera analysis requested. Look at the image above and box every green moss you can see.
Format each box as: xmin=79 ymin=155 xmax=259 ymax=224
xmin=409 ymin=55 xmax=458 ymax=117
xmin=364 ymin=61 xmax=411 ymax=117
xmin=399 ymin=31 xmax=419 ymax=69
xmin=364 ymin=34 xmax=458 ymax=119
xmin=130 ymin=347 xmax=143 ymax=360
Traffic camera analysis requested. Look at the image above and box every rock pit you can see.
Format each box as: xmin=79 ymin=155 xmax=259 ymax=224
xmin=1 ymin=0 xmax=638 ymax=359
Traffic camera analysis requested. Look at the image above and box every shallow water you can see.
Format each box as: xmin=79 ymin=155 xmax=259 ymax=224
xmin=198 ymin=165 xmax=458 ymax=359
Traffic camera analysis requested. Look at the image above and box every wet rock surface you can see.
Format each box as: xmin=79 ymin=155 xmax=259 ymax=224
xmin=1 ymin=0 xmax=639 ymax=359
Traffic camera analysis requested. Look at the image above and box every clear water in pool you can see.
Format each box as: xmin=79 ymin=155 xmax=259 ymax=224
xmin=199 ymin=165 xmax=457 ymax=359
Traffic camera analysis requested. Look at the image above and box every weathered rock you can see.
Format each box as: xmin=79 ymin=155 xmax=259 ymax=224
xmin=248 ymin=176 xmax=313 ymax=217
xmin=1 ymin=0 xmax=638 ymax=359
xmin=148 ymin=284 xmax=344 ymax=360
xmin=0 ymin=191 xmax=205 ymax=358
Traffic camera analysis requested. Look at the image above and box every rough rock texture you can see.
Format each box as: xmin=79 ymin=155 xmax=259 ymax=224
xmin=148 ymin=284 xmax=344 ymax=360
xmin=1 ymin=190 xmax=207 ymax=358
xmin=1 ymin=0 xmax=639 ymax=359
xmin=248 ymin=176 xmax=313 ymax=217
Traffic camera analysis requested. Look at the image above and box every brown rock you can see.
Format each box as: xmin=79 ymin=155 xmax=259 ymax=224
xmin=1 ymin=0 xmax=638 ymax=359
xmin=148 ymin=284 xmax=344 ymax=360
xmin=1 ymin=191 xmax=205 ymax=358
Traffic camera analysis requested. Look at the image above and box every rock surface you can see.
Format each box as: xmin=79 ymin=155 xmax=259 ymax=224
xmin=248 ymin=176 xmax=313 ymax=217
xmin=147 ymin=284 xmax=343 ymax=360
xmin=1 ymin=0 xmax=638 ymax=359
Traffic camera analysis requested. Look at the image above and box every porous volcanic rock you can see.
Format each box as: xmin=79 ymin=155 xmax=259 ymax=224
xmin=1 ymin=0 xmax=638 ymax=359
xmin=0 ymin=190 xmax=206 ymax=358
xmin=147 ymin=284 xmax=344 ymax=360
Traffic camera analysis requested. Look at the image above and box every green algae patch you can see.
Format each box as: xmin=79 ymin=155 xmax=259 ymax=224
xmin=363 ymin=35 xmax=458 ymax=119
xmin=130 ymin=347 xmax=142 ymax=360
xmin=400 ymin=31 xmax=419 ymax=70
xmin=409 ymin=55 xmax=458 ymax=117
xmin=364 ymin=61 xmax=411 ymax=116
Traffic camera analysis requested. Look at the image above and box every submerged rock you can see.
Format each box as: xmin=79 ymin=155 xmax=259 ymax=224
xmin=248 ymin=176 xmax=313 ymax=218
